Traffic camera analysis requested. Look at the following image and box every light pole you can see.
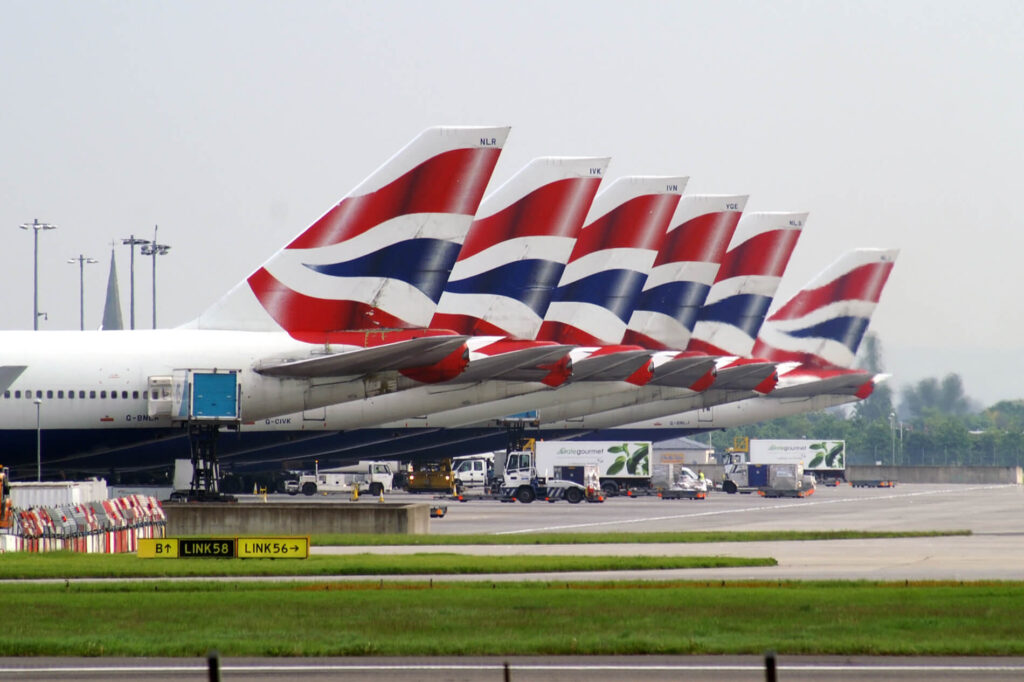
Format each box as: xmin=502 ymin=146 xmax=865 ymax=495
xmin=121 ymin=235 xmax=150 ymax=329
xmin=34 ymin=398 xmax=42 ymax=481
xmin=139 ymin=225 xmax=171 ymax=328
xmin=19 ymin=219 xmax=58 ymax=330
xmin=889 ymin=411 xmax=896 ymax=469
xmin=67 ymin=255 xmax=98 ymax=330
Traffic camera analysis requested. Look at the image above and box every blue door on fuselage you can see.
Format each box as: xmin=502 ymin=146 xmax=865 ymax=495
xmin=192 ymin=373 xmax=238 ymax=419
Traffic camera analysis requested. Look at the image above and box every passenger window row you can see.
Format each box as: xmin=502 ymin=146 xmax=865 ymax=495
xmin=2 ymin=389 xmax=158 ymax=400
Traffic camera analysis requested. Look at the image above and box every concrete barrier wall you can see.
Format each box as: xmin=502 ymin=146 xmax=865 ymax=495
xmin=164 ymin=502 xmax=431 ymax=536
xmin=699 ymin=464 xmax=1021 ymax=486
xmin=848 ymin=465 xmax=1023 ymax=485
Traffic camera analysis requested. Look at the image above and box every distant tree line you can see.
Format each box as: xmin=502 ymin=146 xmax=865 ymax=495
xmin=708 ymin=334 xmax=1024 ymax=468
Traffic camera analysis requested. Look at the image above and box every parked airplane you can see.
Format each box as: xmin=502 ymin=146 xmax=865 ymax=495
xmin=556 ymin=247 xmax=900 ymax=440
xmin=234 ymin=156 xmax=608 ymax=433
xmin=341 ymin=209 xmax=804 ymax=459
xmin=0 ymin=126 xmax=510 ymax=478
xmin=159 ymin=173 xmax=701 ymax=473
xmin=526 ymin=210 xmax=808 ymax=427
xmin=213 ymin=173 xmax=688 ymax=458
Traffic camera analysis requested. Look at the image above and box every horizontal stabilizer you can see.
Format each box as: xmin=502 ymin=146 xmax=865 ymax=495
xmin=570 ymin=350 xmax=652 ymax=382
xmin=710 ymin=361 xmax=779 ymax=391
xmin=0 ymin=365 xmax=27 ymax=393
xmin=649 ymin=355 xmax=719 ymax=389
xmin=254 ymin=336 xmax=469 ymax=378
xmin=768 ymin=370 xmax=875 ymax=398
xmin=454 ymin=345 xmax=575 ymax=383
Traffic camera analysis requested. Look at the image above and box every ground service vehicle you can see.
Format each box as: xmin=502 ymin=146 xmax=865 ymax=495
xmin=287 ymin=462 xmax=394 ymax=497
xmin=732 ymin=437 xmax=846 ymax=483
xmin=451 ymin=455 xmax=494 ymax=492
xmin=533 ymin=440 xmax=653 ymax=496
xmin=406 ymin=459 xmax=457 ymax=494
xmin=501 ymin=441 xmax=601 ymax=504
xmin=720 ymin=455 xmax=812 ymax=497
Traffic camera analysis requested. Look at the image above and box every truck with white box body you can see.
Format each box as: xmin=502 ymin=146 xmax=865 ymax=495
xmin=746 ymin=439 xmax=845 ymax=482
xmin=534 ymin=440 xmax=653 ymax=496
xmin=500 ymin=442 xmax=601 ymax=504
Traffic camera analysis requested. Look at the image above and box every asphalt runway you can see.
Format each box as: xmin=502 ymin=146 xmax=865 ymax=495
xmin=4 ymin=656 xmax=1024 ymax=681
xmin=315 ymin=483 xmax=1024 ymax=581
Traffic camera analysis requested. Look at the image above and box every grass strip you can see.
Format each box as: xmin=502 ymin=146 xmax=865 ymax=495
xmin=311 ymin=529 xmax=970 ymax=546
xmin=0 ymin=552 xmax=773 ymax=579
xmin=2 ymin=580 xmax=1023 ymax=657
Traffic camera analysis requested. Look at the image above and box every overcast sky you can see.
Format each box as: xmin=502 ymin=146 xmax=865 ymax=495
xmin=2 ymin=1 xmax=1022 ymax=407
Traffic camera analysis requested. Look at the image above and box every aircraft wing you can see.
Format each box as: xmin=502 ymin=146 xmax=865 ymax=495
xmin=0 ymin=366 xmax=27 ymax=393
xmin=254 ymin=336 xmax=469 ymax=378
xmin=768 ymin=371 xmax=876 ymax=398
xmin=453 ymin=345 xmax=575 ymax=383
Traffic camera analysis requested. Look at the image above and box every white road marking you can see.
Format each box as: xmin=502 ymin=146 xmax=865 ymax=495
xmin=494 ymin=485 xmax=999 ymax=534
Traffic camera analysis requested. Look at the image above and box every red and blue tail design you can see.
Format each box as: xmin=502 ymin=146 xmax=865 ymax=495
xmin=536 ymin=176 xmax=686 ymax=346
xmin=752 ymin=248 xmax=899 ymax=369
xmin=686 ymin=212 xmax=806 ymax=357
xmin=190 ymin=126 xmax=509 ymax=333
xmin=430 ymin=157 xmax=608 ymax=339
xmin=623 ymin=194 xmax=747 ymax=350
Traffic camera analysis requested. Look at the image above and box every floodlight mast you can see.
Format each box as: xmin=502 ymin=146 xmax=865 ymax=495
xmin=19 ymin=219 xmax=57 ymax=331
xmin=121 ymin=235 xmax=151 ymax=329
xmin=139 ymin=225 xmax=171 ymax=328
xmin=67 ymin=254 xmax=99 ymax=330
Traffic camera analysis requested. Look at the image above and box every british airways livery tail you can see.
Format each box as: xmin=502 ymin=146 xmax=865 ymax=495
xmin=686 ymin=211 xmax=806 ymax=358
xmin=537 ymin=176 xmax=687 ymax=346
xmin=430 ymin=157 xmax=608 ymax=339
xmin=623 ymin=194 xmax=747 ymax=350
xmin=190 ymin=126 xmax=509 ymax=334
xmin=752 ymin=248 xmax=899 ymax=370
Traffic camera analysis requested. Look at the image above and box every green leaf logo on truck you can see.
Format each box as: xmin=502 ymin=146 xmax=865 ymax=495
xmin=807 ymin=441 xmax=844 ymax=469
xmin=605 ymin=443 xmax=649 ymax=477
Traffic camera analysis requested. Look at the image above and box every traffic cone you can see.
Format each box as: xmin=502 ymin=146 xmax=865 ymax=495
xmin=351 ymin=483 xmax=360 ymax=501
xmin=378 ymin=490 xmax=385 ymax=503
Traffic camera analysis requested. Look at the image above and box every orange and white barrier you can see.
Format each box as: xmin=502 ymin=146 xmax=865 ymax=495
xmin=0 ymin=495 xmax=166 ymax=554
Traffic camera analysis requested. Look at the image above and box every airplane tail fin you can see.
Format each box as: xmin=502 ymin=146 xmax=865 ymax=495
xmin=751 ymin=248 xmax=899 ymax=369
xmin=187 ymin=126 xmax=509 ymax=334
xmin=430 ymin=157 xmax=608 ymax=339
xmin=623 ymin=194 xmax=747 ymax=350
xmin=536 ymin=176 xmax=687 ymax=345
xmin=686 ymin=211 xmax=806 ymax=357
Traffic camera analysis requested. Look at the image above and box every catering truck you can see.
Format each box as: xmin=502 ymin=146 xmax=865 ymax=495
xmin=500 ymin=440 xmax=601 ymax=504
xmin=533 ymin=440 xmax=654 ymax=496
xmin=747 ymin=438 xmax=846 ymax=483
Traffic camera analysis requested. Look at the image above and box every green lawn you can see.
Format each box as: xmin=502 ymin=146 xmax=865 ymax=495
xmin=2 ymin=580 xmax=1021 ymax=657
xmin=0 ymin=552 xmax=773 ymax=579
